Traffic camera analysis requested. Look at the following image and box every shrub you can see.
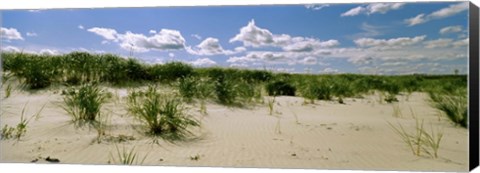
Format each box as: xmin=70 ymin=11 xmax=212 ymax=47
xmin=62 ymin=84 xmax=110 ymax=126
xmin=265 ymin=80 xmax=296 ymax=96
xmin=127 ymin=86 xmax=199 ymax=139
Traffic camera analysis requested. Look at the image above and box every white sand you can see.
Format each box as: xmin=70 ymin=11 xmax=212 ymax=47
xmin=0 ymin=85 xmax=468 ymax=172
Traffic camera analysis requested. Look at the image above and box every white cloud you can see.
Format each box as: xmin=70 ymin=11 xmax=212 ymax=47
xmin=149 ymin=30 xmax=157 ymax=34
xmin=26 ymin=32 xmax=37 ymax=37
xmin=453 ymin=38 xmax=468 ymax=47
xmin=1 ymin=45 xmax=21 ymax=52
xmin=78 ymin=25 xmax=85 ymax=30
xmin=190 ymin=58 xmax=217 ymax=67
xmin=283 ymin=38 xmax=339 ymax=52
xmin=320 ymin=67 xmax=340 ymax=74
xmin=367 ymin=3 xmax=404 ymax=14
xmin=87 ymin=27 xmax=186 ymax=52
xmin=439 ymin=25 xmax=463 ymax=34
xmin=305 ymin=4 xmax=330 ymax=10
xmin=354 ymin=35 xmax=426 ymax=49
xmin=168 ymin=53 xmax=175 ymax=58
xmin=424 ymin=38 xmax=453 ymax=49
xmin=187 ymin=37 xmax=238 ymax=56
xmin=1 ymin=27 xmax=24 ymax=40
xmin=430 ymin=2 xmax=469 ymax=18
xmin=405 ymin=2 xmax=468 ymax=26
xmin=341 ymin=6 xmax=365 ymax=17
xmin=405 ymin=14 xmax=427 ymax=26
xmin=0 ymin=45 xmax=64 ymax=55
xmin=299 ymin=56 xmax=317 ymax=65
xmin=230 ymin=19 xmax=275 ymax=47
xmin=348 ymin=55 xmax=374 ymax=65
xmin=87 ymin=27 xmax=118 ymax=40
xmin=230 ymin=19 xmax=340 ymax=55
xmin=39 ymin=49 xmax=61 ymax=55
xmin=341 ymin=3 xmax=404 ymax=17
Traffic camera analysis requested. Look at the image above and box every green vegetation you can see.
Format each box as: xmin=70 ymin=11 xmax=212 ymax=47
xmin=1 ymin=103 xmax=44 ymax=140
xmin=109 ymin=145 xmax=147 ymax=165
xmin=388 ymin=117 xmax=444 ymax=159
xmin=62 ymin=84 xmax=110 ymax=127
xmin=1 ymin=51 xmax=467 ymax=119
xmin=428 ymin=87 xmax=467 ymax=128
xmin=127 ymin=85 xmax=199 ymax=139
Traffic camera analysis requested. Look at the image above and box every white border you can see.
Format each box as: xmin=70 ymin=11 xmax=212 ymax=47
xmin=1 ymin=0 xmax=478 ymax=173
xmin=0 ymin=0 xmax=468 ymax=10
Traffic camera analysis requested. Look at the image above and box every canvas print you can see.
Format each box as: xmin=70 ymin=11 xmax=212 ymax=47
xmin=0 ymin=1 xmax=471 ymax=172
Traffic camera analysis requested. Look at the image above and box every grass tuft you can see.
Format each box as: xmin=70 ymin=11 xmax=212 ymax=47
xmin=109 ymin=145 xmax=147 ymax=165
xmin=62 ymin=84 xmax=109 ymax=127
xmin=1 ymin=103 xmax=44 ymax=140
xmin=127 ymin=85 xmax=199 ymax=140
xmin=429 ymin=88 xmax=467 ymax=128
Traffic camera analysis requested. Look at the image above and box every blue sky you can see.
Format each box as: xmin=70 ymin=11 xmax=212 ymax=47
xmin=1 ymin=2 xmax=469 ymax=75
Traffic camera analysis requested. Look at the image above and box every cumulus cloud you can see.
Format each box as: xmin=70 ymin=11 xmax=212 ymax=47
xmin=424 ymin=38 xmax=453 ymax=49
xmin=88 ymin=27 xmax=118 ymax=40
xmin=341 ymin=3 xmax=404 ymax=17
xmin=190 ymin=58 xmax=217 ymax=67
xmin=1 ymin=27 xmax=24 ymax=40
xmin=405 ymin=2 xmax=468 ymax=26
xmin=78 ymin=25 xmax=85 ymax=30
xmin=439 ymin=25 xmax=463 ymax=34
xmin=230 ymin=19 xmax=340 ymax=54
xmin=305 ymin=4 xmax=330 ymax=10
xmin=230 ymin=20 xmax=275 ymax=47
xmin=354 ymin=35 xmax=426 ymax=49
xmin=87 ymin=27 xmax=186 ymax=52
xmin=187 ymin=37 xmax=240 ymax=56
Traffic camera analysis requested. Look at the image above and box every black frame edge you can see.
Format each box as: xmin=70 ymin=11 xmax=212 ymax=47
xmin=470 ymin=1 xmax=480 ymax=172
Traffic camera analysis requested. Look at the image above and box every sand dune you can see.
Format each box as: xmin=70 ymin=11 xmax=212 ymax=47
xmin=0 ymin=86 xmax=468 ymax=172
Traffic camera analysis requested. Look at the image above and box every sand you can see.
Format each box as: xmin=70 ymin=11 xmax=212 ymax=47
xmin=0 ymin=84 xmax=469 ymax=172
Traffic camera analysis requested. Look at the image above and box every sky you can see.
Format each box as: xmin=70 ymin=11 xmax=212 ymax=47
xmin=0 ymin=1 xmax=470 ymax=75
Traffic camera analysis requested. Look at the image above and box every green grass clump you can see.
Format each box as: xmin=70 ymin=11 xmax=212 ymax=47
xmin=62 ymin=84 xmax=110 ymax=127
xmin=429 ymin=88 xmax=467 ymax=128
xmin=214 ymin=76 xmax=238 ymax=105
xmin=388 ymin=117 xmax=444 ymax=159
xmin=127 ymin=86 xmax=199 ymax=139
xmin=1 ymin=103 xmax=44 ymax=140
xmin=148 ymin=62 xmax=194 ymax=83
xmin=109 ymin=145 xmax=147 ymax=165
xmin=267 ymin=96 xmax=276 ymax=115
xmin=178 ymin=76 xmax=198 ymax=103
xmin=266 ymin=80 xmax=296 ymax=96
